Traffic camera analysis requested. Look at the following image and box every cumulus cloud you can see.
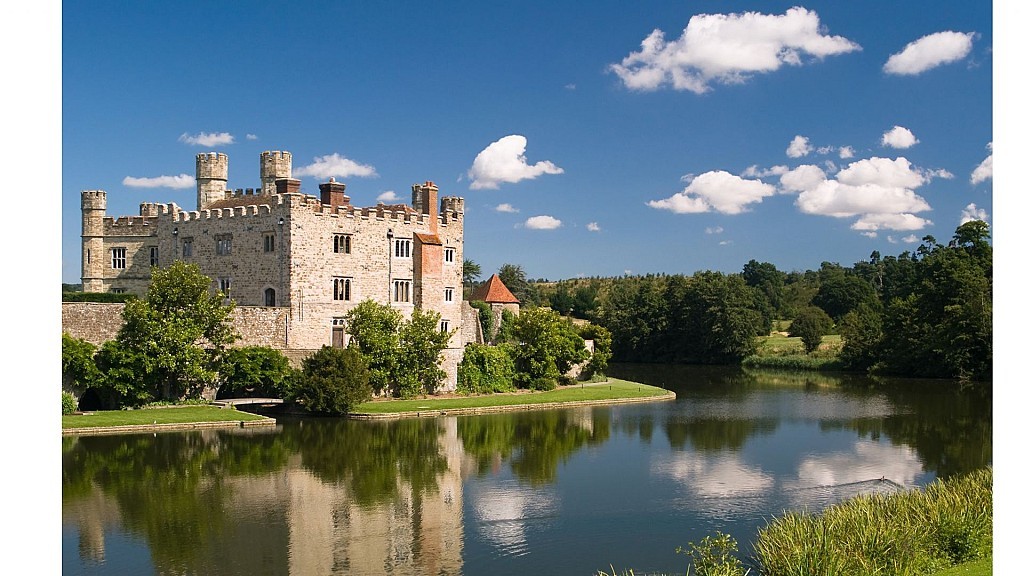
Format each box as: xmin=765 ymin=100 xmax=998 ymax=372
xmin=924 ymin=168 xmax=954 ymax=182
xmin=839 ymin=146 xmax=856 ymax=159
xmin=883 ymin=31 xmax=975 ymax=75
xmin=971 ymin=143 xmax=993 ymax=185
xmin=881 ymin=126 xmax=919 ymax=149
xmin=961 ymin=203 xmax=989 ymax=224
xmin=468 ymin=135 xmax=563 ymax=190
xmin=787 ymin=135 xmax=813 ymax=158
xmin=587 ymin=222 xmax=601 ymax=232
xmin=705 ymin=226 xmax=724 ymax=234
xmin=609 ymin=7 xmax=860 ymax=93
xmin=524 ymin=215 xmax=562 ymax=230
xmin=742 ymin=165 xmax=789 ymax=178
xmin=648 ymin=170 xmax=775 ymax=215
xmin=178 ymin=132 xmax=235 ymax=146
xmin=294 ymin=153 xmax=377 ymax=180
xmin=496 ymin=203 xmax=520 ymax=213
xmin=780 ymin=156 xmax=933 ymax=231
xmin=246 ymin=134 xmax=259 ymax=141
xmin=901 ymin=234 xmax=919 ymax=244
xmin=376 ymin=190 xmax=399 ymax=203
xmin=122 ymin=174 xmax=195 ymax=189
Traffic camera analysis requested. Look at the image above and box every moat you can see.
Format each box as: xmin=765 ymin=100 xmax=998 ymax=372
xmin=62 ymin=364 xmax=991 ymax=575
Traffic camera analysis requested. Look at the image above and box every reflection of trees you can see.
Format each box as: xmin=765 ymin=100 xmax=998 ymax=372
xmin=458 ymin=409 xmax=610 ymax=485
xmin=821 ymin=379 xmax=992 ymax=478
xmin=282 ymin=417 xmax=449 ymax=508
xmin=62 ymin=429 xmax=290 ymax=572
xmin=613 ymin=413 xmax=655 ymax=443
xmin=663 ymin=416 xmax=777 ymax=452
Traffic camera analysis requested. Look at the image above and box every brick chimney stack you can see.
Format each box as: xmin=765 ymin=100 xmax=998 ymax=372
xmin=276 ymin=178 xmax=301 ymax=195
xmin=319 ymin=178 xmax=350 ymax=209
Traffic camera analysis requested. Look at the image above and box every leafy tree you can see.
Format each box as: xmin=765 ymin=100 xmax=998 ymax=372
xmin=498 ymin=263 xmax=536 ymax=305
xmin=457 ymin=343 xmax=516 ymax=394
xmin=94 ymin=339 xmax=156 ymax=407
xmin=463 ymin=259 xmax=482 ymax=293
xmin=667 ymin=272 xmax=765 ymax=363
xmin=344 ymin=299 xmax=402 ymax=394
xmin=742 ymin=259 xmax=785 ymax=315
xmin=548 ymin=283 xmax=574 ymax=316
xmin=105 ymin=261 xmax=237 ymax=404
xmin=62 ymin=333 xmax=100 ymax=391
xmin=576 ymin=323 xmax=612 ymax=380
xmin=837 ymin=303 xmax=883 ymax=370
xmin=572 ymin=283 xmax=599 ymax=320
xmin=394 ymin=308 xmax=452 ymax=396
xmin=811 ymin=265 xmax=878 ymax=320
xmin=503 ymin=307 xmax=589 ymax=389
xmin=218 ymin=346 xmax=296 ymax=399
xmin=788 ymin=306 xmax=833 ymax=353
xmin=469 ymin=300 xmax=494 ymax=342
xmin=291 ymin=346 xmax=372 ymax=414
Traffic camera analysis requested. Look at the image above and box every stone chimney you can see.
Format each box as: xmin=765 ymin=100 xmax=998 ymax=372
xmin=276 ymin=178 xmax=301 ymax=195
xmin=319 ymin=178 xmax=349 ymax=208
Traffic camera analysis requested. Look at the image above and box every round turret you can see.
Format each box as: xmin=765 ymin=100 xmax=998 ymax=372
xmin=81 ymin=190 xmax=107 ymax=291
xmin=260 ymin=151 xmax=292 ymax=195
xmin=196 ymin=152 xmax=229 ymax=209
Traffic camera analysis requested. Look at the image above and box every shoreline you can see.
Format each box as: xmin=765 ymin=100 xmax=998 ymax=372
xmin=61 ymin=417 xmax=277 ymax=437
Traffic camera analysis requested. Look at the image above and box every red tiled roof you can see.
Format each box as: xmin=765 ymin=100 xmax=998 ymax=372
xmin=470 ymin=274 xmax=520 ymax=304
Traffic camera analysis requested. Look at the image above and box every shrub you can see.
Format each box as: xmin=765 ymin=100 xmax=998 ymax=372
xmin=291 ymin=346 xmax=372 ymax=415
xmin=457 ymin=343 xmax=516 ymax=394
xmin=788 ymin=306 xmax=833 ymax=353
xmin=62 ymin=391 xmax=77 ymax=415
xmin=576 ymin=323 xmax=612 ymax=380
xmin=218 ymin=346 xmax=296 ymax=399
xmin=470 ymin=300 xmax=494 ymax=342
xmin=62 ymin=292 xmax=136 ymax=303
xmin=678 ymin=531 xmax=746 ymax=576
xmin=62 ymin=333 xmax=100 ymax=389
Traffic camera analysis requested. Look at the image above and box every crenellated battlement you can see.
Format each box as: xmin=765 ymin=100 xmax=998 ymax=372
xmin=196 ymin=152 xmax=229 ymax=179
xmin=440 ymin=196 xmax=465 ymax=214
xmin=81 ymin=190 xmax=107 ymax=209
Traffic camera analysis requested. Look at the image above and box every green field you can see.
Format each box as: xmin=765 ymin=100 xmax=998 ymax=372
xmin=351 ymin=378 xmax=672 ymax=415
xmin=62 ymin=405 xmax=269 ymax=429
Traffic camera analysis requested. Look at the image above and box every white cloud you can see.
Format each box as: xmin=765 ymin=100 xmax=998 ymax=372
xmin=787 ymin=135 xmax=812 ymax=158
xmin=742 ymin=164 xmax=789 ymax=178
xmin=609 ymin=7 xmax=860 ymax=93
xmin=178 ymin=132 xmax=235 ymax=146
xmin=565 ymin=83 xmax=576 ymax=90
xmin=862 ymin=231 xmax=878 ymax=238
xmin=883 ymin=31 xmax=975 ymax=75
xmin=719 ymin=240 xmax=733 ymax=245
xmin=782 ymin=157 xmax=933 ymax=232
xmin=705 ymin=226 xmax=724 ymax=234
xmin=839 ymin=146 xmax=855 ymax=159
xmin=902 ymin=234 xmax=919 ymax=243
xmin=376 ymin=190 xmax=399 ymax=203
xmin=924 ymin=168 xmax=954 ymax=182
xmin=524 ymin=215 xmax=562 ymax=230
xmin=586 ymin=222 xmax=601 ymax=232
xmin=122 ymin=174 xmax=195 ymax=189
xmin=961 ymin=203 xmax=989 ymax=224
xmin=496 ymin=203 xmax=520 ymax=213
xmin=881 ymin=126 xmax=919 ymax=149
xmin=971 ymin=143 xmax=993 ymax=185
xmin=816 ymin=145 xmax=834 ymax=155
xmin=468 ymin=135 xmax=564 ymax=190
xmin=294 ymin=153 xmax=378 ymax=180
xmin=648 ymin=170 xmax=775 ymax=215
xmin=246 ymin=134 xmax=259 ymax=141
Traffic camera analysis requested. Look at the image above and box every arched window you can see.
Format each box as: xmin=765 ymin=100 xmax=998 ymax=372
xmin=264 ymin=288 xmax=276 ymax=307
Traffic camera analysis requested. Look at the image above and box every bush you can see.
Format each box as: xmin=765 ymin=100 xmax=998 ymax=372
xmin=62 ymin=391 xmax=77 ymax=415
xmin=457 ymin=343 xmax=516 ymax=394
xmin=62 ymin=292 xmax=136 ymax=303
xmin=218 ymin=346 xmax=296 ymax=399
xmin=576 ymin=323 xmax=612 ymax=380
xmin=788 ymin=306 xmax=833 ymax=353
xmin=62 ymin=333 xmax=100 ymax=389
xmin=291 ymin=346 xmax=372 ymax=415
xmin=470 ymin=301 xmax=494 ymax=342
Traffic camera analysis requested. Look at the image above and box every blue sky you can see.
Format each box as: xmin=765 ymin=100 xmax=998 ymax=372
xmin=58 ymin=1 xmax=996 ymax=283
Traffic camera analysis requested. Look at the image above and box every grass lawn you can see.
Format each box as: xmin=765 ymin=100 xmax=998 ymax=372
xmin=351 ymin=378 xmax=672 ymax=415
xmin=931 ymin=558 xmax=992 ymax=576
xmin=759 ymin=332 xmax=842 ymax=355
xmin=62 ymin=405 xmax=269 ymax=429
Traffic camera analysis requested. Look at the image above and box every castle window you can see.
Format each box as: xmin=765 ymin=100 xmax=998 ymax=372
xmin=264 ymin=233 xmax=275 ymax=253
xmin=182 ymin=238 xmax=193 ymax=258
xmin=444 ymin=247 xmax=456 ymax=263
xmin=333 ymin=234 xmax=352 ymax=254
xmin=393 ymin=279 xmax=411 ymax=303
xmin=218 ymin=277 xmax=231 ymax=299
xmin=150 ymin=246 xmax=159 ymax=267
xmin=215 ymin=234 xmax=232 ymax=256
xmin=111 ymin=288 xmax=126 ymax=294
xmin=444 ymin=287 xmax=454 ymax=302
xmin=111 ymin=247 xmax=126 ymax=269
xmin=394 ymin=238 xmax=412 ymax=258
xmin=440 ymin=319 xmax=450 ymax=333
xmin=264 ymin=288 xmax=276 ymax=306
xmin=333 ymin=277 xmax=352 ymax=301
xmin=332 ymin=317 xmax=346 ymax=348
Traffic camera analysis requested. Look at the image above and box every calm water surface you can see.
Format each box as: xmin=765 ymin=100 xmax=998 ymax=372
xmin=62 ymin=364 xmax=991 ymax=575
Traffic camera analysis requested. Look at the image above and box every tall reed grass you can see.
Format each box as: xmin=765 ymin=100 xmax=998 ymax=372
xmin=753 ymin=467 xmax=992 ymax=576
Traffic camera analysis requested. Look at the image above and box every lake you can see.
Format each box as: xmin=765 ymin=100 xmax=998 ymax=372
xmin=62 ymin=364 xmax=991 ymax=575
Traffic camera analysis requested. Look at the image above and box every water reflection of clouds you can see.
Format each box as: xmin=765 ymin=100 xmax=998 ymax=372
xmin=784 ymin=440 xmax=924 ymax=491
xmin=652 ymin=452 xmax=774 ymax=498
xmin=472 ymin=481 xmax=558 ymax=555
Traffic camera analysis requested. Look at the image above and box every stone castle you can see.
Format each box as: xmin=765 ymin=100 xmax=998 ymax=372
xmin=79 ymin=150 xmax=469 ymax=390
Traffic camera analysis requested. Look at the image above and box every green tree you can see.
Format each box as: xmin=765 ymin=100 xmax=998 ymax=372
xmin=837 ymin=302 xmax=883 ymax=370
xmin=469 ymin=300 xmax=494 ymax=342
xmin=457 ymin=343 xmax=516 ymax=394
xmin=503 ymin=307 xmax=589 ymax=389
xmin=742 ymin=259 xmax=785 ymax=315
xmin=345 ymin=299 xmax=402 ymax=394
xmin=109 ymin=261 xmax=237 ymax=403
xmin=62 ymin=333 xmax=100 ymax=391
xmin=218 ymin=346 xmax=296 ymax=399
xmin=667 ymin=272 xmax=765 ymax=363
xmin=548 ymin=283 xmax=574 ymax=316
xmin=292 ymin=346 xmax=372 ymax=414
xmin=576 ymin=323 xmax=612 ymax=380
xmin=394 ymin=308 xmax=452 ymax=396
xmin=811 ymin=265 xmax=879 ymax=320
xmin=498 ymin=263 xmax=536 ymax=305
xmin=788 ymin=306 xmax=833 ymax=353
xmin=463 ymin=259 xmax=482 ymax=293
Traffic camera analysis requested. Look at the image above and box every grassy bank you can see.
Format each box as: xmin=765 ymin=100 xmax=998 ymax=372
xmin=62 ymin=405 xmax=270 ymax=429
xmin=744 ymin=332 xmax=847 ymax=371
xmin=351 ymin=378 xmax=673 ymax=415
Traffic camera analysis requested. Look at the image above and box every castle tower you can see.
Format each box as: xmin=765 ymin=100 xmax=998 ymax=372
xmin=81 ymin=190 xmax=107 ymax=292
xmin=260 ymin=151 xmax=292 ymax=195
xmin=412 ymin=181 xmax=440 ymax=233
xmin=196 ymin=152 xmax=229 ymax=210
